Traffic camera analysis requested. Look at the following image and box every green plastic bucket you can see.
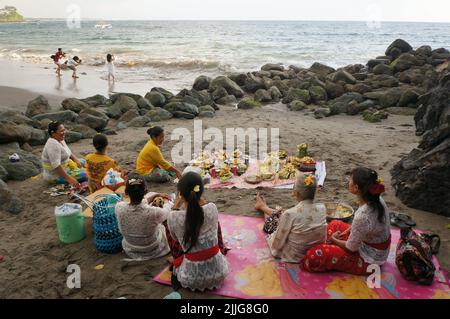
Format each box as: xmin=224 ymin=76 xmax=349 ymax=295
xmin=55 ymin=203 xmax=86 ymax=244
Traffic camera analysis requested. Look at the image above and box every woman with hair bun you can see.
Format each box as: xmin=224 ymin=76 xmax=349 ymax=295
xmin=136 ymin=126 xmax=182 ymax=183
xmin=302 ymin=167 xmax=391 ymax=275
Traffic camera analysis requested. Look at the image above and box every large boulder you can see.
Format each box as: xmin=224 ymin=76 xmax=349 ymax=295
xmin=64 ymin=131 xmax=83 ymax=144
xmin=288 ymin=100 xmax=307 ymax=111
xmin=80 ymin=94 xmax=108 ymax=107
xmin=261 ymin=63 xmax=284 ymax=72
xmin=146 ymin=108 xmax=173 ymax=122
xmin=329 ymin=70 xmax=357 ymax=85
xmin=110 ymin=93 xmax=143 ymax=103
xmin=373 ymin=63 xmax=393 ymax=75
xmin=216 ymin=95 xmax=237 ymax=105
xmin=385 ymin=39 xmax=413 ymax=59
xmin=367 ymin=59 xmax=390 ymax=69
xmin=398 ymin=89 xmax=420 ymax=108
xmin=0 ymin=149 xmax=41 ymax=181
xmin=367 ymin=74 xmax=399 ymax=88
xmin=145 ymin=91 xmax=166 ymax=108
xmin=309 ymin=63 xmax=336 ymax=78
xmin=193 ymin=75 xmax=212 ymax=91
xmin=282 ymin=88 xmax=311 ymax=105
xmin=118 ymin=109 xmax=140 ymax=123
xmin=391 ymin=75 xmax=450 ymax=216
xmin=163 ymin=102 xmax=199 ymax=116
xmin=32 ymin=110 xmax=78 ymax=123
xmin=254 ymin=89 xmax=272 ymax=103
xmin=198 ymin=105 xmax=216 ymax=114
xmin=390 ymin=53 xmax=422 ymax=72
xmin=61 ymin=98 xmax=90 ymax=113
xmin=211 ymin=87 xmax=228 ymax=101
xmin=137 ymin=97 xmax=154 ymax=110
xmin=350 ymin=83 xmax=372 ymax=94
xmin=127 ymin=116 xmax=152 ymax=127
xmin=106 ymin=95 xmax=137 ymax=119
xmin=0 ymin=111 xmax=40 ymax=128
xmin=309 ymin=85 xmax=328 ymax=103
xmin=362 ymin=109 xmax=389 ymax=123
xmin=268 ymin=86 xmax=282 ymax=102
xmin=237 ymin=99 xmax=261 ymax=110
xmin=68 ymin=124 xmax=97 ymax=139
xmin=314 ymin=107 xmax=331 ymax=119
xmin=150 ymin=87 xmax=174 ymax=101
xmin=77 ymin=113 xmax=109 ymax=131
xmin=325 ymin=81 xmax=345 ymax=99
xmin=173 ymin=111 xmax=195 ymax=120
xmin=209 ymin=76 xmax=244 ymax=98
xmin=0 ymin=165 xmax=7 ymax=181
xmin=79 ymin=108 xmax=109 ymax=121
xmin=0 ymin=121 xmax=32 ymax=144
xmin=26 ymin=95 xmax=51 ymax=118
xmin=397 ymin=67 xmax=421 ymax=84
xmin=28 ymin=128 xmax=47 ymax=146
xmin=0 ymin=179 xmax=24 ymax=214
xmin=228 ymin=73 xmax=249 ymax=86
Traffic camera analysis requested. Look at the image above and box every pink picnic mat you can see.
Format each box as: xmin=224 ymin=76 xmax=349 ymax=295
xmin=154 ymin=214 xmax=450 ymax=299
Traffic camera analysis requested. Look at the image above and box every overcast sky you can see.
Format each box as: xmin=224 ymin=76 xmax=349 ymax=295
xmin=2 ymin=0 xmax=450 ymax=22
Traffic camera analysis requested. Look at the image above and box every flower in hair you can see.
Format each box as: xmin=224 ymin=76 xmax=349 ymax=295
xmin=128 ymin=178 xmax=143 ymax=185
xmin=193 ymin=185 xmax=200 ymax=192
xmin=304 ymin=174 xmax=314 ymax=186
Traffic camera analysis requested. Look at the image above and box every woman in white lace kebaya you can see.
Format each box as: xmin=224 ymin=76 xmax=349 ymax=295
xmin=167 ymin=172 xmax=229 ymax=291
xmin=115 ymin=176 xmax=172 ymax=260
xmin=302 ymin=167 xmax=391 ymax=275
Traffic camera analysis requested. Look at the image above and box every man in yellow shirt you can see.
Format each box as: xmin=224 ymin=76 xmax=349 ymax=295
xmin=136 ymin=126 xmax=182 ymax=183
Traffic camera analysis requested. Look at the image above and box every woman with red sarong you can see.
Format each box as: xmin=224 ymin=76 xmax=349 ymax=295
xmin=302 ymin=167 xmax=391 ymax=275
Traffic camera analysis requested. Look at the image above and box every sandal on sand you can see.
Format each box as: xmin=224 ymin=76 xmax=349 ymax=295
xmin=390 ymin=212 xmax=416 ymax=228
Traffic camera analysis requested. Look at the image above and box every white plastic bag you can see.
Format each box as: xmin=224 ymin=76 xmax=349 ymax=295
xmin=101 ymin=168 xmax=125 ymax=190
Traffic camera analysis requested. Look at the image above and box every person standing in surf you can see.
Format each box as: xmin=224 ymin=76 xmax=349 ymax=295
xmin=51 ymin=48 xmax=65 ymax=77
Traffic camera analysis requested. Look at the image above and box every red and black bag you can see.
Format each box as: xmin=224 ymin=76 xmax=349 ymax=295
xmin=395 ymin=227 xmax=440 ymax=285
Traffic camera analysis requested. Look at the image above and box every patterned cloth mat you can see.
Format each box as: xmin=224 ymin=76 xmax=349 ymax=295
xmin=154 ymin=214 xmax=449 ymax=299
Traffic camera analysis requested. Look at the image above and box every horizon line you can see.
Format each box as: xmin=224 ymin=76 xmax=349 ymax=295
xmin=21 ymin=18 xmax=450 ymax=24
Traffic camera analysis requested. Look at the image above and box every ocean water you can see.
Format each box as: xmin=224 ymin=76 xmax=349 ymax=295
xmin=1 ymin=20 xmax=449 ymax=89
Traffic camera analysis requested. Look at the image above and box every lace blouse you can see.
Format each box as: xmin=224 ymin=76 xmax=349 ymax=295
xmin=346 ymin=197 xmax=391 ymax=264
xmin=167 ymin=203 xmax=229 ymax=291
xmin=115 ymin=200 xmax=172 ymax=260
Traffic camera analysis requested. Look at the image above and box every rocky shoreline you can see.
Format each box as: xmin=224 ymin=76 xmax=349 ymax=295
xmin=1 ymin=39 xmax=449 ymax=216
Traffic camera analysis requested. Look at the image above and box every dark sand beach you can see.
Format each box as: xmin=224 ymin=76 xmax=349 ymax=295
xmin=0 ymin=82 xmax=448 ymax=298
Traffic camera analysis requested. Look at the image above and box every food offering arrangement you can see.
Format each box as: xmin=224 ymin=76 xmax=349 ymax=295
xmin=188 ymin=150 xmax=249 ymax=183
xmin=188 ymin=144 xmax=319 ymax=186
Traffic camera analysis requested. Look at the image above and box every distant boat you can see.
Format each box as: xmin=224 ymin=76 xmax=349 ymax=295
xmin=94 ymin=21 xmax=112 ymax=29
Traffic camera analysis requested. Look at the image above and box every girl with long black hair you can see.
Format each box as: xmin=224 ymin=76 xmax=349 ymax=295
xmin=302 ymin=167 xmax=391 ymax=275
xmin=166 ymin=172 xmax=229 ymax=291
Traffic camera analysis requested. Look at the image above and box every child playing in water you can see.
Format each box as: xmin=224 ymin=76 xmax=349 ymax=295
xmin=66 ymin=56 xmax=82 ymax=78
xmin=106 ymin=53 xmax=115 ymax=82
xmin=85 ymin=134 xmax=122 ymax=193
xmin=51 ymin=48 xmax=65 ymax=77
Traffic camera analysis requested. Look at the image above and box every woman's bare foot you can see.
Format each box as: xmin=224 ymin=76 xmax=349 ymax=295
xmin=254 ymin=192 xmax=267 ymax=212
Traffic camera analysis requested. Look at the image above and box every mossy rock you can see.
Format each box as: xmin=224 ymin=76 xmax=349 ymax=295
xmin=237 ymin=99 xmax=261 ymax=109
xmin=289 ymin=100 xmax=307 ymax=111
xmin=385 ymin=107 xmax=417 ymax=116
